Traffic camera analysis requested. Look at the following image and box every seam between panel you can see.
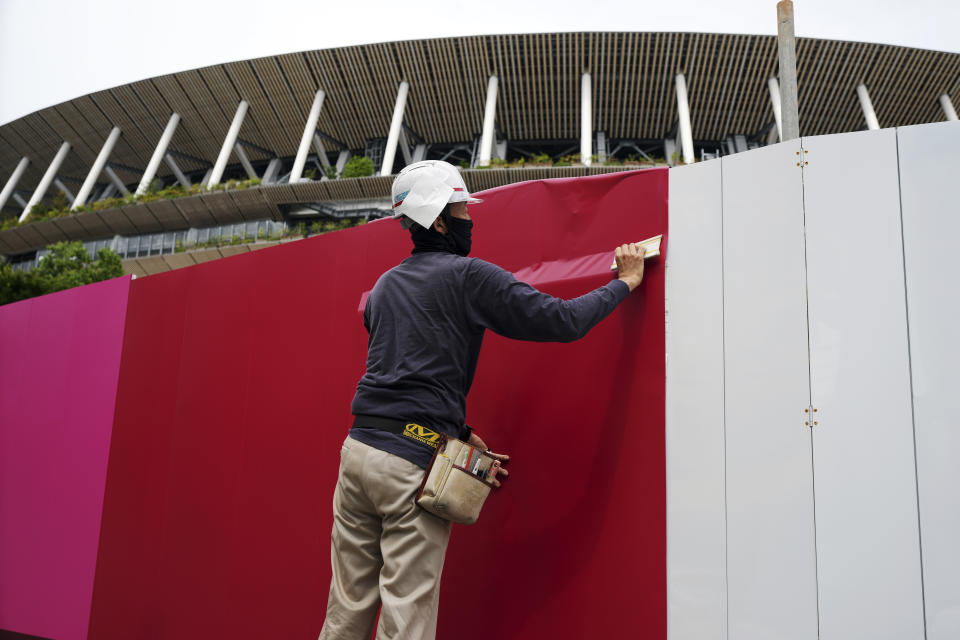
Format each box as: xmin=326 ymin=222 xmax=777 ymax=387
xmin=895 ymin=127 xmax=929 ymax=640
xmin=719 ymin=156 xmax=730 ymax=640
xmin=798 ymin=137 xmax=822 ymax=639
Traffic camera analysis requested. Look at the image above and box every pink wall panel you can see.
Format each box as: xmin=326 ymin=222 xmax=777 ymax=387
xmin=89 ymin=169 xmax=667 ymax=638
xmin=0 ymin=276 xmax=131 ymax=640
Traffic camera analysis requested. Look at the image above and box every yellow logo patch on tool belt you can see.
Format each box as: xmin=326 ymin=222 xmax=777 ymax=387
xmin=403 ymin=423 xmax=441 ymax=448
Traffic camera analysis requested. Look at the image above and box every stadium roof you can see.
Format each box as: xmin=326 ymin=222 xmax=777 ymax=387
xmin=2 ymin=32 xmax=958 ymax=197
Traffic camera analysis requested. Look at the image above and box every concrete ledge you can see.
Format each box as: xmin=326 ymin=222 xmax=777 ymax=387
xmin=135 ymin=256 xmax=172 ymax=275
xmin=218 ymin=245 xmax=251 ymax=257
xmin=162 ymin=253 xmax=197 ymax=270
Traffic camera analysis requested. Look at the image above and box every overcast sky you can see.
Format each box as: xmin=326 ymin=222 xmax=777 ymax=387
xmin=1 ymin=0 xmax=957 ymax=125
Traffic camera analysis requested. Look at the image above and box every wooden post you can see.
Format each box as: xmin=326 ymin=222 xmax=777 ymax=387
xmin=777 ymin=1 xmax=800 ymax=141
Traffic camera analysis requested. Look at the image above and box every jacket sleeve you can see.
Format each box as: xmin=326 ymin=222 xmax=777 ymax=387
xmin=465 ymin=259 xmax=631 ymax=342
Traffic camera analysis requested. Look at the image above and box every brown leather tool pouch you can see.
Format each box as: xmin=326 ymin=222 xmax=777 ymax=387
xmin=416 ymin=434 xmax=496 ymax=525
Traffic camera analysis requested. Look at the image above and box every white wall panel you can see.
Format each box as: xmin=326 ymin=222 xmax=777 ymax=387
xmin=801 ymin=128 xmax=924 ymax=639
xmin=666 ymin=159 xmax=726 ymax=640
xmin=897 ymin=120 xmax=960 ymax=640
xmin=721 ymin=140 xmax=819 ymax=639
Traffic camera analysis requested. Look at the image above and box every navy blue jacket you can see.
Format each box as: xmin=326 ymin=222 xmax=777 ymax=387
xmin=349 ymin=251 xmax=630 ymax=468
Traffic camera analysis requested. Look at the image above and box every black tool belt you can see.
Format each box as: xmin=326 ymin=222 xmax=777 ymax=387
xmin=353 ymin=414 xmax=446 ymax=450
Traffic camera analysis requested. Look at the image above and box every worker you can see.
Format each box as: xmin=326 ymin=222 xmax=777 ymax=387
xmin=318 ymin=160 xmax=647 ymax=640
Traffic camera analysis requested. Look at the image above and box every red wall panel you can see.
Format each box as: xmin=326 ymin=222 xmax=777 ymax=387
xmin=0 ymin=276 xmax=131 ymax=640
xmin=88 ymin=168 xmax=667 ymax=638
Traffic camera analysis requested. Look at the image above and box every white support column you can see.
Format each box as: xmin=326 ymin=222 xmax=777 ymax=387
xmin=12 ymin=193 xmax=28 ymax=209
xmin=164 ymin=154 xmax=191 ymax=187
xmin=581 ymin=72 xmax=592 ymax=166
xmin=53 ymin=179 xmax=75 ymax=202
xmin=94 ymin=184 xmax=115 ymax=202
xmin=105 ymin=166 xmax=130 ymax=195
xmin=291 ymin=89 xmax=326 ymax=182
xmin=234 ymin=142 xmax=257 ymax=179
xmin=262 ymin=158 xmax=282 ymax=184
xmin=675 ymin=73 xmax=695 ymax=165
xmin=398 ymin=129 xmax=413 ymax=166
xmin=137 ymin=113 xmax=180 ymax=195
xmin=312 ymin=134 xmax=332 ymax=169
xmin=207 ymin=100 xmax=249 ymax=186
xmin=73 ymin=126 xmax=122 ymax=209
xmin=21 ymin=141 xmax=70 ymax=222
xmin=940 ymin=93 xmax=959 ymax=121
xmin=336 ymin=150 xmax=351 ymax=176
xmin=0 ymin=157 xmax=30 ymax=212
xmin=380 ymin=81 xmax=410 ymax=176
xmin=478 ymin=75 xmax=499 ymax=167
xmin=767 ymin=77 xmax=783 ymax=141
xmin=856 ymin=83 xmax=881 ymax=130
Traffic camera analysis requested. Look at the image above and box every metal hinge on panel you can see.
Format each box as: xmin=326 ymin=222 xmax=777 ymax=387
xmin=804 ymin=405 xmax=819 ymax=427
xmin=795 ymin=149 xmax=809 ymax=167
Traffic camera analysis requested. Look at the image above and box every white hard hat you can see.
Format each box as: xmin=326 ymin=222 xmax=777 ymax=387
xmin=391 ymin=160 xmax=482 ymax=229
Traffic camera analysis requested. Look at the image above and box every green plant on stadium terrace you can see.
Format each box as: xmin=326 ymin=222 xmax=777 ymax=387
xmin=174 ymin=239 xmax=185 ymax=253
xmin=51 ymin=191 xmax=69 ymax=211
xmin=343 ymin=155 xmax=375 ymax=178
xmin=303 ymin=167 xmax=318 ymax=180
xmin=309 ymin=221 xmax=322 ymax=235
xmin=458 ymin=160 xmax=470 ymax=169
xmin=603 ymin=157 xmax=623 ymax=166
xmin=1 ymin=168 xmax=361 ymax=233
xmin=325 ymin=165 xmax=338 ymax=180
xmin=530 ymin=152 xmax=552 ymax=166
xmin=0 ymin=240 xmax=123 ymax=306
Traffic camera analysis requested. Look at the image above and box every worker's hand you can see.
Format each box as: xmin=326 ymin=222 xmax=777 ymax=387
xmin=615 ymin=242 xmax=646 ymax=291
xmin=467 ymin=431 xmax=510 ymax=488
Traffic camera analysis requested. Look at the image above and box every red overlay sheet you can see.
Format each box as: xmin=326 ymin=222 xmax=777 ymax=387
xmin=1 ymin=168 xmax=667 ymax=639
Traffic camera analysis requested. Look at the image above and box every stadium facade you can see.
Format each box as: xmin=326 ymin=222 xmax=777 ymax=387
xmin=1 ymin=32 xmax=958 ymax=275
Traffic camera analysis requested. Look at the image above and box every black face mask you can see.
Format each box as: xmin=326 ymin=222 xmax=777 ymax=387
xmin=444 ymin=215 xmax=473 ymax=257
xmin=410 ymin=212 xmax=473 ymax=257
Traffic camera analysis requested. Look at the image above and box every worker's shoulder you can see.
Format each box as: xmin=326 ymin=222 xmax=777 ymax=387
xmin=460 ymin=257 xmax=515 ymax=286
xmin=397 ymin=253 xmax=511 ymax=281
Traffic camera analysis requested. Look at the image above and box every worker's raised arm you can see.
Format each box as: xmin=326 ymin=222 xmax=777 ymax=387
xmin=464 ymin=253 xmax=639 ymax=343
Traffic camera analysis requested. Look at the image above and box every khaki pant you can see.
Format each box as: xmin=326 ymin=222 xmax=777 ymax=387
xmin=319 ymin=436 xmax=452 ymax=640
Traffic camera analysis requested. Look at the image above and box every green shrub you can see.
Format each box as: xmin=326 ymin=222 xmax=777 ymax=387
xmin=343 ymin=155 xmax=375 ymax=178
xmin=325 ymin=165 xmax=338 ymax=180
xmin=531 ymin=152 xmax=551 ymax=165
xmin=1 ymin=241 xmax=123 ymax=306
